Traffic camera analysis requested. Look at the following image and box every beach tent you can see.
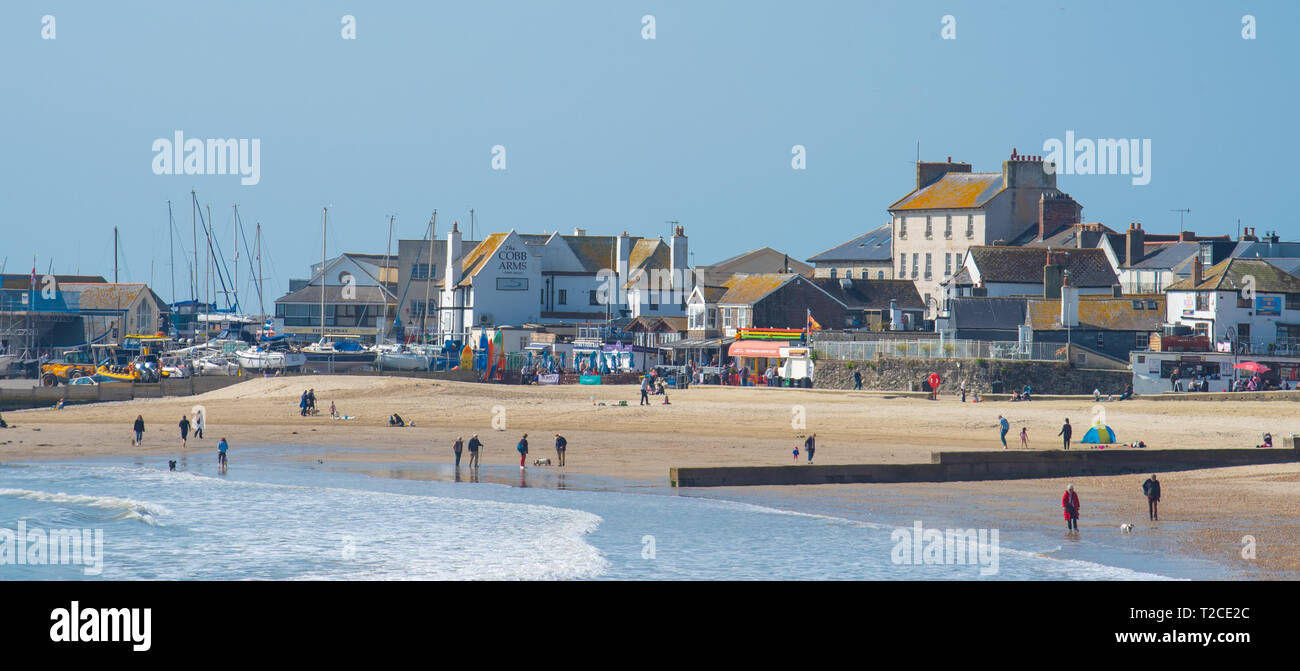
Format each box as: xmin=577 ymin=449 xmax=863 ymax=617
xmin=1081 ymin=423 xmax=1117 ymax=444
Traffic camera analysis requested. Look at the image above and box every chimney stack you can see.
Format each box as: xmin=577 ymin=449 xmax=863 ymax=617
xmin=1043 ymin=249 xmax=1066 ymax=299
xmin=1038 ymin=192 xmax=1082 ymax=241
xmin=1125 ymin=222 xmax=1145 ymax=266
xmin=915 ymin=158 xmax=972 ymax=190
xmin=1191 ymin=256 xmax=1204 ymax=286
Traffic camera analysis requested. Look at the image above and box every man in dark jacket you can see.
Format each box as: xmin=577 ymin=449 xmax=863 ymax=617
xmin=555 ymin=433 xmax=567 ymax=467
xmin=1058 ymin=418 xmax=1072 ymax=450
xmin=804 ymin=433 xmax=816 ymax=463
xmin=1142 ymin=474 xmax=1161 ymax=521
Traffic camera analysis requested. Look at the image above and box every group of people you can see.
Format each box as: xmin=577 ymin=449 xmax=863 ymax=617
xmin=997 ymin=416 xmax=1074 ymax=450
xmin=639 ymin=373 xmax=670 ymax=405
xmin=1062 ymin=474 xmax=1161 ymax=532
xmin=127 ymin=410 xmax=226 ymax=473
xmin=447 ymin=432 xmax=569 ymax=470
xmin=1092 ymin=385 xmax=1135 ymax=402
xmin=298 ymin=388 xmax=318 ymax=416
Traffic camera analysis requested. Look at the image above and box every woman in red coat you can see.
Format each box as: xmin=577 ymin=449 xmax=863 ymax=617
xmin=1062 ymin=484 xmax=1080 ymax=532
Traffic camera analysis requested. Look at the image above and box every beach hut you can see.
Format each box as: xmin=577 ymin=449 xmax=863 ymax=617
xmin=1081 ymin=423 xmax=1117 ymax=444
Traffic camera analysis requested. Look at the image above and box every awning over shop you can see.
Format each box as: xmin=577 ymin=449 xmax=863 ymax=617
xmin=729 ymin=340 xmax=790 ymax=357
xmin=659 ymin=338 xmax=732 ymax=350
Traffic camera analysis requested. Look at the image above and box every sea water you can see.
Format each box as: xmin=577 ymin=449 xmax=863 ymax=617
xmin=0 ymin=449 xmax=1222 ymax=580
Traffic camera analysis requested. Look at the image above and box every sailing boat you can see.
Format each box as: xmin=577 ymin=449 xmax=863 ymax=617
xmin=298 ymin=207 xmax=376 ymax=372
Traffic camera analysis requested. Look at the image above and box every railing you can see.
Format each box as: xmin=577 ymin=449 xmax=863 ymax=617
xmin=811 ymin=339 xmax=1068 ymax=362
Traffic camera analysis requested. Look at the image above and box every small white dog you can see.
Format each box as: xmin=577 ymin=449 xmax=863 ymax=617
xmin=1119 ymin=523 xmax=1134 ymax=534
xmin=533 ymin=458 xmax=552 ymax=466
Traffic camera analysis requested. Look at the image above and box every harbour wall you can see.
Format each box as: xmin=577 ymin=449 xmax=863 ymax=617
xmin=669 ymin=447 xmax=1298 ymax=487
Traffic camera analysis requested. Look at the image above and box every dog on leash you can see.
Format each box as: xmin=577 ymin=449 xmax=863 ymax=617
xmin=1119 ymin=523 xmax=1134 ymax=534
xmin=533 ymin=458 xmax=552 ymax=466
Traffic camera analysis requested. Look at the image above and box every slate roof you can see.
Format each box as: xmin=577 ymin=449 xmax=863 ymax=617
xmin=57 ymin=283 xmax=165 ymax=312
xmin=809 ymin=278 xmax=923 ymax=310
xmin=966 ymin=246 xmax=1118 ymax=287
xmin=947 ymin=297 xmax=1027 ymax=330
xmin=806 ymin=224 xmax=892 ymax=263
xmin=1165 ymin=258 xmax=1300 ymax=293
xmin=274 ymin=284 xmax=396 ymax=304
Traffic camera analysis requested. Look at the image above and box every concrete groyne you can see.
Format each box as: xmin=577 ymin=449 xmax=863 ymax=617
xmin=669 ymin=447 xmax=1298 ymax=487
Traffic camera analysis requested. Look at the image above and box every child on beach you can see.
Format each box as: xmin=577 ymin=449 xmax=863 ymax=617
xmin=1020 ymin=427 xmax=1028 ymax=449
xmin=329 ymin=401 xmax=338 ymax=418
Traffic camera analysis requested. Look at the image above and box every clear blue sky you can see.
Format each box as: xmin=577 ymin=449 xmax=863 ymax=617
xmin=2 ymin=0 xmax=1295 ymax=307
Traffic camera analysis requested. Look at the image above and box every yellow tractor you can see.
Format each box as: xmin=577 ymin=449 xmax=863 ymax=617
xmin=40 ymin=348 xmax=99 ymax=387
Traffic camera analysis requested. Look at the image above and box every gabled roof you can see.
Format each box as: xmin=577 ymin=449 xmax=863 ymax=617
xmin=948 ymin=297 xmax=1026 ymax=330
xmin=622 ymin=239 xmax=674 ymax=289
xmin=717 ymin=274 xmax=799 ymax=305
xmin=1026 ymin=295 xmax=1165 ymax=331
xmin=274 ymin=284 xmax=396 ymax=305
xmin=1021 ymin=223 xmax=1117 ymax=249
xmin=560 ymin=235 xmax=619 ymax=273
xmin=889 ymin=173 xmax=1003 ymax=211
xmin=702 ymin=247 xmax=812 ymax=275
xmin=1230 ymin=240 xmax=1300 ymax=259
xmin=809 ymin=278 xmax=923 ymax=310
xmin=967 ymin=246 xmax=1118 ymax=287
xmin=806 ymin=224 xmax=892 ymax=263
xmin=1165 ymin=258 xmax=1300 ymax=293
xmin=58 ymin=283 xmax=166 ymax=311
xmin=1125 ymin=241 xmax=1199 ymax=270
xmin=458 ymin=233 xmax=512 ymax=284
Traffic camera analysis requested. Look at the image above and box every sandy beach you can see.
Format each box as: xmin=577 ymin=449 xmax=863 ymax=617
xmin=2 ymin=375 xmax=1298 ymax=577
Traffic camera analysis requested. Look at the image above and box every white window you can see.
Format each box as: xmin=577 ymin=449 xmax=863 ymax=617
xmin=899 ymin=255 xmax=906 ymax=278
xmin=944 ymin=253 xmax=952 ymax=277
xmin=723 ymin=308 xmax=733 ymax=328
xmin=898 ymin=217 xmax=907 ymax=238
xmin=911 ymin=254 xmax=919 ymax=278
xmin=925 ymin=217 xmax=933 ymax=239
xmin=924 ymin=253 xmax=932 ymax=279
xmin=944 ymin=215 xmax=952 ymax=239
xmin=1135 ymin=333 xmax=1149 ymax=350
xmin=966 ymin=216 xmax=975 ymax=239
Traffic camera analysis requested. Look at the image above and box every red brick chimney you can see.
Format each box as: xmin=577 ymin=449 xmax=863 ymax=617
xmin=1191 ymin=256 xmax=1203 ymax=286
xmin=1178 ymin=231 xmax=1196 ymax=242
xmin=1125 ymin=222 xmax=1145 ymax=267
xmin=1038 ymin=192 xmax=1082 ymax=240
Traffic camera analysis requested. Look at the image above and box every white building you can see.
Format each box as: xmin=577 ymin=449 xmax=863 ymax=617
xmin=889 ymin=150 xmax=1082 ymax=316
xmin=1164 ymin=257 xmax=1300 ymax=353
xmin=435 ymin=224 xmax=689 ymax=342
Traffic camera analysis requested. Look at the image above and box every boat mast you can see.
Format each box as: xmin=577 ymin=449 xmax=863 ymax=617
xmin=256 ymin=222 xmax=264 ymax=315
xmin=422 ymin=210 xmax=436 ymax=345
xmin=232 ymin=204 xmax=239 ymax=314
xmin=168 ymin=200 xmax=175 ymax=304
xmin=321 ymin=207 xmax=327 ymax=343
xmin=381 ymin=214 xmax=394 ymax=344
xmin=191 ymin=190 xmax=198 ymax=304
xmin=113 ymin=226 xmax=118 ymax=283
xmin=206 ymin=204 xmax=213 ymax=312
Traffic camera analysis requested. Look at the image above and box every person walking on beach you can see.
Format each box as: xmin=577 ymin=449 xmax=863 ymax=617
xmin=1019 ymin=426 xmax=1029 ymax=449
xmin=179 ymin=415 xmax=191 ymax=448
xmin=217 ymin=437 xmax=229 ymax=473
xmin=804 ymin=433 xmax=816 ymax=463
xmin=998 ymin=415 xmax=1010 ymax=449
xmin=467 ymin=434 xmax=482 ymax=469
xmin=853 ymin=370 xmax=862 ymax=390
xmin=1058 ymin=418 xmax=1072 ymax=450
xmin=555 ymin=433 xmax=567 ymax=467
xmin=307 ymin=388 xmax=317 ymax=415
xmin=1142 ymin=474 xmax=1161 ymax=521
xmin=640 ymin=377 xmax=650 ymax=406
xmin=959 ymin=378 xmax=967 ymax=403
xmin=132 ymin=415 xmax=146 ymax=446
xmin=452 ymin=436 xmax=464 ymax=469
xmin=1062 ymin=484 xmax=1080 ymax=532
xmin=516 ymin=433 xmax=529 ymax=469
xmin=300 ymin=390 xmax=308 ymax=417
xmin=194 ymin=409 xmax=204 ymax=439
